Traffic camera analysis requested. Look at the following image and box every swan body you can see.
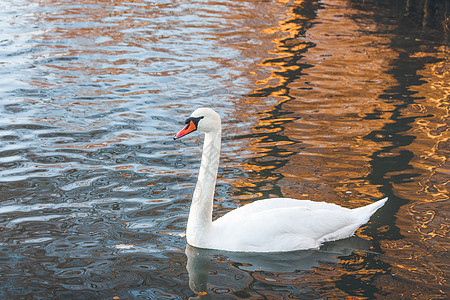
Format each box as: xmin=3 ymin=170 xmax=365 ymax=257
xmin=174 ymin=108 xmax=387 ymax=252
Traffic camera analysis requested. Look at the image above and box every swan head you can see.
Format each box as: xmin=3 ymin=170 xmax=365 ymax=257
xmin=174 ymin=108 xmax=221 ymax=139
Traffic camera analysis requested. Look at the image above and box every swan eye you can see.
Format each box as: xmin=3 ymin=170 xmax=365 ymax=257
xmin=184 ymin=116 xmax=204 ymax=125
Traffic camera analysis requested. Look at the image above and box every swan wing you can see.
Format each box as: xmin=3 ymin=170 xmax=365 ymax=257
xmin=211 ymin=199 xmax=359 ymax=252
xmin=215 ymin=198 xmax=344 ymax=219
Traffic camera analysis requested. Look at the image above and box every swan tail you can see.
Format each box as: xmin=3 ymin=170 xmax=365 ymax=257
xmin=352 ymin=197 xmax=388 ymax=223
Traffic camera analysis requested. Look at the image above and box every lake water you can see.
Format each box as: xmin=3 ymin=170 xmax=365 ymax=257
xmin=0 ymin=0 xmax=448 ymax=298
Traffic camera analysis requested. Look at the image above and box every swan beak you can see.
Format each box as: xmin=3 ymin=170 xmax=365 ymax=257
xmin=174 ymin=120 xmax=197 ymax=140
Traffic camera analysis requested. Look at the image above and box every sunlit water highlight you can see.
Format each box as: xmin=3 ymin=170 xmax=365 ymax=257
xmin=0 ymin=0 xmax=448 ymax=298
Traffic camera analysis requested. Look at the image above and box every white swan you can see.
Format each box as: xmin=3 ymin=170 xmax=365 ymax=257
xmin=174 ymin=107 xmax=387 ymax=252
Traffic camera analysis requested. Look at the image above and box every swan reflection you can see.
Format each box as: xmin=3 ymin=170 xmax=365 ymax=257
xmin=186 ymin=236 xmax=372 ymax=297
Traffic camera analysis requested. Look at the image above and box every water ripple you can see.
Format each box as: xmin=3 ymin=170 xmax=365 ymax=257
xmin=0 ymin=0 xmax=448 ymax=298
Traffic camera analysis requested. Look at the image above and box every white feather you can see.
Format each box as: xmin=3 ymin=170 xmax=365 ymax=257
xmin=176 ymin=108 xmax=387 ymax=252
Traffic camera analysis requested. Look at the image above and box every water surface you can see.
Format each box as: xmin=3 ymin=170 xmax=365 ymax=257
xmin=0 ymin=0 xmax=448 ymax=298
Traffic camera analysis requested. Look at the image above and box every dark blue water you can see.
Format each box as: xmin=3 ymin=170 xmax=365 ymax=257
xmin=0 ymin=0 xmax=448 ymax=298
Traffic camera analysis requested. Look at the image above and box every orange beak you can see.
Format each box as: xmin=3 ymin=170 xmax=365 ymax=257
xmin=174 ymin=120 xmax=197 ymax=139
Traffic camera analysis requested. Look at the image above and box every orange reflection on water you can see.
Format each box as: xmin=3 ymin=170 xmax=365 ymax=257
xmin=13 ymin=0 xmax=448 ymax=298
xmin=380 ymin=42 xmax=449 ymax=296
xmin=236 ymin=0 xmax=397 ymax=204
xmin=219 ymin=0 xmax=448 ymax=298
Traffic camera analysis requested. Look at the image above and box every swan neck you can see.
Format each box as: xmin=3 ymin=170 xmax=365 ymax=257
xmin=187 ymin=128 xmax=221 ymax=246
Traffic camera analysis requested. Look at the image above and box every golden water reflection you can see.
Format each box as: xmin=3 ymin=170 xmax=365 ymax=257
xmin=379 ymin=42 xmax=449 ymax=297
xmin=1 ymin=0 xmax=448 ymax=298
xmin=220 ymin=0 xmax=449 ymax=298
xmin=228 ymin=0 xmax=397 ymax=204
